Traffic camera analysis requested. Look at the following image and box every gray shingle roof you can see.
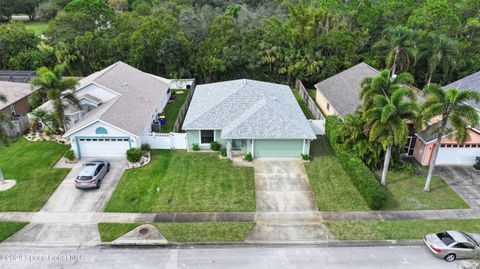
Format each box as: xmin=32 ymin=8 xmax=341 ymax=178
xmin=182 ymin=79 xmax=316 ymax=140
xmin=443 ymin=71 xmax=480 ymax=110
xmin=0 ymin=81 xmax=36 ymax=111
xmin=64 ymin=61 xmax=170 ymax=137
xmin=314 ymin=62 xmax=379 ymax=118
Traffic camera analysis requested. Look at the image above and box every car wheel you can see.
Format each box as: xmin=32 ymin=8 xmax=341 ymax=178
xmin=96 ymin=180 xmax=101 ymax=189
xmin=107 ymin=164 xmax=110 ymax=172
xmin=444 ymin=253 xmax=456 ymax=262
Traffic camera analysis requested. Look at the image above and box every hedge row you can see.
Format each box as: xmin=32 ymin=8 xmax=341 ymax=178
xmin=325 ymin=116 xmax=387 ymax=210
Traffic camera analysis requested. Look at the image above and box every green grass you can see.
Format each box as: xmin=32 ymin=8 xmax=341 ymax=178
xmin=24 ymin=22 xmax=48 ymax=35
xmin=0 ymin=139 xmax=70 ymax=211
xmin=382 ymin=171 xmax=469 ymax=210
xmin=306 ymin=137 xmax=468 ymax=211
xmin=293 ymin=91 xmax=314 ymax=119
xmin=0 ymin=222 xmax=28 ymax=242
xmin=160 ymin=90 xmax=188 ymax=133
xmin=325 ymin=219 xmax=480 ymax=240
xmin=307 ymin=89 xmax=316 ymax=100
xmin=305 ymin=137 xmax=370 ymax=211
xmin=98 ymin=222 xmax=255 ymax=242
xmin=105 ymin=150 xmax=255 ymax=212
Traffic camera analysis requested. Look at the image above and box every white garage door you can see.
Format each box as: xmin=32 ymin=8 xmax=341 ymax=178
xmin=436 ymin=145 xmax=480 ymax=165
xmin=78 ymin=137 xmax=130 ymax=158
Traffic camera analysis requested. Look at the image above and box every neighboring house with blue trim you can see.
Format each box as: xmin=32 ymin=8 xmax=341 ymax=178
xmin=57 ymin=61 xmax=171 ymax=158
xmin=182 ymin=79 xmax=316 ymax=159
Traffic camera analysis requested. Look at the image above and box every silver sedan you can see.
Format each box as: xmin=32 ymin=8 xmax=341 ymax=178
xmin=424 ymin=230 xmax=480 ymax=262
xmin=75 ymin=160 xmax=110 ymax=189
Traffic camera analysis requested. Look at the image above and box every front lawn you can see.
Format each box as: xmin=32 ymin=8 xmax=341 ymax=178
xmin=305 ymin=137 xmax=369 ymax=211
xmin=0 ymin=222 xmax=28 ymax=242
xmin=325 ymin=219 xmax=480 ymax=240
xmin=105 ymin=150 xmax=255 ymax=212
xmin=98 ymin=222 xmax=255 ymax=242
xmin=0 ymin=139 xmax=70 ymax=211
xmin=293 ymin=91 xmax=314 ymax=119
xmin=306 ymin=137 xmax=468 ymax=211
xmin=160 ymin=90 xmax=188 ymax=133
xmin=24 ymin=22 xmax=48 ymax=35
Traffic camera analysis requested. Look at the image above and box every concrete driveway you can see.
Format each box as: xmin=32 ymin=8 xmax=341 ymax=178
xmin=247 ymin=159 xmax=334 ymax=243
xmin=435 ymin=166 xmax=480 ymax=208
xmin=4 ymin=159 xmax=127 ymax=246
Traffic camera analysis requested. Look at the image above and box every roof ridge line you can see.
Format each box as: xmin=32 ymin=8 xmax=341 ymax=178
xmin=221 ymin=98 xmax=266 ymax=138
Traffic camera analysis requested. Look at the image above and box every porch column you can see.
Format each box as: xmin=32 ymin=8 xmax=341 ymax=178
xmin=251 ymin=139 xmax=255 ymax=158
xmin=226 ymin=140 xmax=232 ymax=159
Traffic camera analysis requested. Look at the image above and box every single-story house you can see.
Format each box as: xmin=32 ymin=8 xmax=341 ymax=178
xmin=182 ymin=79 xmax=317 ymax=158
xmin=57 ymin=61 xmax=171 ymax=159
xmin=314 ymin=62 xmax=379 ymax=119
xmin=0 ymin=81 xmax=36 ymax=136
xmin=413 ymin=71 xmax=480 ymax=166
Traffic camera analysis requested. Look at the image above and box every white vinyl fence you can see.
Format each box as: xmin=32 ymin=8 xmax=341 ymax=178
xmin=141 ymin=133 xmax=187 ymax=149
xmin=309 ymin=120 xmax=325 ymax=135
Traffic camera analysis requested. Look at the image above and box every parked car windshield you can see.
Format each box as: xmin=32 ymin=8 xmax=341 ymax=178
xmin=78 ymin=176 xmax=93 ymax=181
xmin=437 ymin=232 xmax=456 ymax=246
xmin=463 ymin=233 xmax=480 ymax=247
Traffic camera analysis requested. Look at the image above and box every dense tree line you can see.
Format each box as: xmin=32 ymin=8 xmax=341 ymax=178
xmin=1 ymin=0 xmax=480 ymax=88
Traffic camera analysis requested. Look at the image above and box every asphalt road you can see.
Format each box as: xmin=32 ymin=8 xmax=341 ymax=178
xmin=0 ymin=245 xmax=474 ymax=269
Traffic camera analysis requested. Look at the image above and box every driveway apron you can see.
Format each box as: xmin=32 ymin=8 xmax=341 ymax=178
xmin=247 ymin=159 xmax=335 ymax=243
xmin=4 ymin=159 xmax=127 ymax=246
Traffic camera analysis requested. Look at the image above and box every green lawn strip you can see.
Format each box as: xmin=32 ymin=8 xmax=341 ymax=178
xmin=105 ymin=150 xmax=255 ymax=212
xmin=0 ymin=139 xmax=70 ymax=211
xmin=307 ymin=89 xmax=316 ymax=100
xmin=98 ymin=222 xmax=255 ymax=242
xmin=382 ymin=171 xmax=469 ymax=210
xmin=293 ymin=91 xmax=314 ymax=119
xmin=24 ymin=22 xmax=48 ymax=35
xmin=305 ymin=137 xmax=370 ymax=211
xmin=325 ymin=219 xmax=480 ymax=240
xmin=160 ymin=90 xmax=188 ymax=133
xmin=0 ymin=222 xmax=28 ymax=242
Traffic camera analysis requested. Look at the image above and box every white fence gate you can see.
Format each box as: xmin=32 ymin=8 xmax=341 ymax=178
xmin=309 ymin=120 xmax=325 ymax=135
xmin=141 ymin=133 xmax=187 ymax=149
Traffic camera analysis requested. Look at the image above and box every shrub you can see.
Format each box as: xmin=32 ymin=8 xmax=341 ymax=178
xmin=244 ymin=153 xmax=253 ymax=162
xmin=192 ymin=143 xmax=200 ymax=151
xmin=126 ymin=148 xmax=142 ymax=163
xmin=325 ymin=116 xmax=387 ymax=210
xmin=141 ymin=143 xmax=151 ymax=152
xmin=392 ymin=160 xmax=416 ymax=176
xmin=301 ymin=154 xmax=310 ymax=161
xmin=210 ymin=141 xmax=221 ymax=151
xmin=220 ymin=148 xmax=227 ymax=157
xmin=64 ymin=149 xmax=75 ymax=161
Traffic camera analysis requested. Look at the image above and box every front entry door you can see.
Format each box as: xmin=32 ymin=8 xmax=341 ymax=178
xmin=232 ymin=139 xmax=246 ymax=150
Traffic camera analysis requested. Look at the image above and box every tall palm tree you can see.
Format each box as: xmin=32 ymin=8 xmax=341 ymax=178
xmin=30 ymin=65 xmax=79 ymax=133
xmin=360 ymin=69 xmax=414 ymax=111
xmin=420 ymin=85 xmax=480 ymax=192
xmin=364 ymin=88 xmax=418 ymax=185
xmin=375 ymin=26 xmax=416 ymax=78
xmin=419 ymin=33 xmax=459 ymax=85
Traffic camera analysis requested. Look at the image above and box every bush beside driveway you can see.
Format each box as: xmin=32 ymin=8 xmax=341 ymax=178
xmin=98 ymin=222 xmax=255 ymax=242
xmin=105 ymin=150 xmax=255 ymax=212
xmin=0 ymin=139 xmax=70 ymax=211
xmin=306 ymin=137 xmax=469 ymax=211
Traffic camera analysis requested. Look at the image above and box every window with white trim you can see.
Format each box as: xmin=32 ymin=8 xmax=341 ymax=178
xmin=200 ymin=130 xmax=214 ymax=144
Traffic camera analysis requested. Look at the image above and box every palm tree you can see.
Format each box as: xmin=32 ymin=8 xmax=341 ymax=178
xmin=375 ymin=26 xmax=416 ymax=78
xmin=364 ymin=88 xmax=419 ymax=185
xmin=419 ymin=33 xmax=459 ymax=85
xmin=30 ymin=65 xmax=79 ymax=133
xmin=360 ymin=69 xmax=414 ymax=111
xmin=420 ymin=85 xmax=480 ymax=192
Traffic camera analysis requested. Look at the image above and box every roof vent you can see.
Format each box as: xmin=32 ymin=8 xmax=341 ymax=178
xmin=122 ymin=82 xmax=128 ymax=87
xmin=273 ymin=97 xmax=277 ymax=101
xmin=243 ymin=79 xmax=247 ymax=85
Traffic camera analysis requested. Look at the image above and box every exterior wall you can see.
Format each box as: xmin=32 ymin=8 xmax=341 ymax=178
xmin=0 ymin=97 xmax=31 ymax=116
xmin=75 ymin=83 xmax=119 ymax=103
xmin=214 ymin=130 xmax=226 ymax=147
xmin=253 ymin=139 xmax=304 ymax=158
xmin=303 ymin=139 xmax=311 ymax=155
xmin=67 ymin=121 xmax=136 ymax=158
xmin=315 ymin=88 xmax=339 ymax=117
xmin=186 ymin=129 xmax=225 ymax=150
xmin=413 ymin=128 xmax=480 ymax=166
